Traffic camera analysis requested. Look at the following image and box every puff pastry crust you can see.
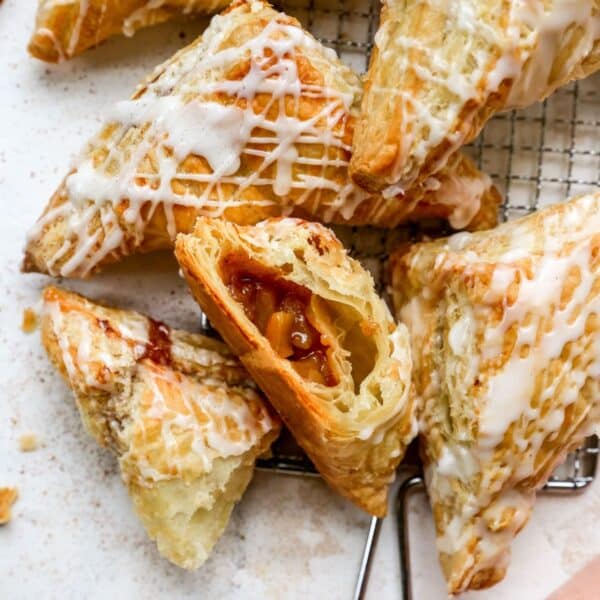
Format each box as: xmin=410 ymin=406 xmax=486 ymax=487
xmin=390 ymin=193 xmax=600 ymax=593
xmin=28 ymin=0 xmax=229 ymax=62
xmin=175 ymin=217 xmax=416 ymax=516
xmin=23 ymin=0 xmax=500 ymax=279
xmin=352 ymin=0 xmax=600 ymax=193
xmin=41 ymin=285 xmax=280 ymax=569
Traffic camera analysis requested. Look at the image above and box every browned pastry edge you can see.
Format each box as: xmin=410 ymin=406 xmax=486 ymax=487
xmin=174 ymin=220 xmax=417 ymax=517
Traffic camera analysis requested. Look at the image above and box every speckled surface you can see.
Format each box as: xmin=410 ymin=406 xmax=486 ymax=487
xmin=1 ymin=1 xmax=599 ymax=598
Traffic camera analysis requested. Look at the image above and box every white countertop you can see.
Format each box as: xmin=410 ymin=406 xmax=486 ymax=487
xmin=1 ymin=1 xmax=599 ymax=598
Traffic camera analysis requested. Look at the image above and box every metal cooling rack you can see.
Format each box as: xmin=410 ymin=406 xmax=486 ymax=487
xmin=210 ymin=1 xmax=600 ymax=597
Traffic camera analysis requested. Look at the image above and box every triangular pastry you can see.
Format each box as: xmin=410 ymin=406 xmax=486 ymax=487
xmin=175 ymin=217 xmax=416 ymax=517
xmin=23 ymin=0 xmax=500 ymax=279
xmin=28 ymin=0 xmax=230 ymax=62
xmin=351 ymin=0 xmax=600 ymax=193
xmin=390 ymin=193 xmax=600 ymax=592
xmin=41 ymin=286 xmax=280 ymax=569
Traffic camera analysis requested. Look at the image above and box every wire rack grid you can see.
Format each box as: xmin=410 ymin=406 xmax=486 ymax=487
xmin=208 ymin=1 xmax=600 ymax=597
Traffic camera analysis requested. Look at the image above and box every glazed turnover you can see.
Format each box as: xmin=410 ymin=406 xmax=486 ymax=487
xmin=23 ymin=0 xmax=500 ymax=279
xmin=352 ymin=0 xmax=600 ymax=194
xmin=390 ymin=192 xmax=600 ymax=593
xmin=28 ymin=0 xmax=230 ymax=62
xmin=175 ymin=217 xmax=417 ymax=517
xmin=41 ymin=286 xmax=280 ymax=569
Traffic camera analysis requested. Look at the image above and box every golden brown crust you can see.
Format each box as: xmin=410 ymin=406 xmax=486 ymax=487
xmin=41 ymin=285 xmax=280 ymax=569
xmin=390 ymin=192 xmax=600 ymax=593
xmin=351 ymin=0 xmax=600 ymax=193
xmin=175 ymin=217 xmax=416 ymax=517
xmin=28 ymin=0 xmax=230 ymax=62
xmin=23 ymin=1 xmax=500 ymax=279
xmin=23 ymin=1 xmax=362 ymax=277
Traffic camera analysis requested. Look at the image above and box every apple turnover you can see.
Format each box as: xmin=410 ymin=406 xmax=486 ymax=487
xmin=41 ymin=285 xmax=280 ymax=569
xmin=352 ymin=0 xmax=600 ymax=194
xmin=175 ymin=217 xmax=416 ymax=517
xmin=28 ymin=0 xmax=230 ymax=62
xmin=23 ymin=0 xmax=500 ymax=279
xmin=390 ymin=192 xmax=600 ymax=592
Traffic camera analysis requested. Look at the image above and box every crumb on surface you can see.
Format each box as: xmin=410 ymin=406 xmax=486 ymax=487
xmin=0 ymin=488 xmax=18 ymax=525
xmin=19 ymin=433 xmax=39 ymax=452
xmin=21 ymin=308 xmax=39 ymax=333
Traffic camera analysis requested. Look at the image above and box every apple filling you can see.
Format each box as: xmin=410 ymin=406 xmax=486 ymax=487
xmin=221 ymin=253 xmax=338 ymax=387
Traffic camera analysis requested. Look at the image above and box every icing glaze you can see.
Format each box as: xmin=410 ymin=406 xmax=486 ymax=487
xmin=504 ymin=0 xmax=600 ymax=108
xmin=43 ymin=293 xmax=276 ymax=483
xmin=123 ymin=362 xmax=273 ymax=484
xmin=396 ymin=193 xmax=600 ymax=590
xmin=27 ymin=1 xmax=498 ymax=278
xmin=33 ymin=0 xmax=229 ymax=58
xmin=371 ymin=0 xmax=600 ymax=190
xmin=28 ymin=6 xmax=360 ymax=276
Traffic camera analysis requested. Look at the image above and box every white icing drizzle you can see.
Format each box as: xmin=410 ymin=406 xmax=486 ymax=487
xmin=43 ymin=293 xmax=276 ymax=484
xmin=373 ymin=0 xmax=506 ymax=189
xmin=28 ymin=2 xmax=499 ymax=279
xmin=123 ymin=362 xmax=274 ymax=484
xmin=68 ymin=0 xmax=89 ymax=56
xmin=436 ymin=444 xmax=479 ymax=480
xmin=479 ymin=240 xmax=600 ymax=452
xmin=44 ymin=298 xmax=147 ymax=391
xmin=122 ymin=0 xmax=168 ymax=37
xmin=28 ymin=3 xmax=498 ymax=277
xmin=44 ymin=295 xmax=154 ymax=384
xmin=34 ymin=0 xmax=229 ymax=59
xmin=35 ymin=27 xmax=66 ymax=62
xmin=423 ymin=168 xmax=492 ymax=229
xmin=28 ymin=5 xmax=362 ymax=277
xmin=372 ymin=0 xmax=600 ymax=188
xmin=505 ymin=0 xmax=600 ymax=108
xmin=447 ymin=309 xmax=474 ymax=356
xmin=399 ymin=193 xmax=600 ymax=589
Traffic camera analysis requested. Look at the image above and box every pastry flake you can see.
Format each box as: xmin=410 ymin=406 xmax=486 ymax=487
xmin=390 ymin=192 xmax=600 ymax=593
xmin=28 ymin=0 xmax=230 ymax=62
xmin=23 ymin=0 xmax=500 ymax=279
xmin=19 ymin=433 xmax=40 ymax=452
xmin=175 ymin=217 xmax=417 ymax=517
xmin=21 ymin=307 xmax=39 ymax=333
xmin=351 ymin=0 xmax=600 ymax=193
xmin=41 ymin=285 xmax=280 ymax=569
xmin=0 ymin=488 xmax=18 ymax=525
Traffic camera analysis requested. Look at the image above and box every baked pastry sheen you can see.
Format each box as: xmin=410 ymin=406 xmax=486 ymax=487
xmin=352 ymin=0 xmax=600 ymax=194
xmin=41 ymin=286 xmax=280 ymax=569
xmin=23 ymin=0 xmax=500 ymax=279
xmin=28 ymin=0 xmax=229 ymax=62
xmin=175 ymin=217 xmax=416 ymax=517
xmin=390 ymin=193 xmax=600 ymax=593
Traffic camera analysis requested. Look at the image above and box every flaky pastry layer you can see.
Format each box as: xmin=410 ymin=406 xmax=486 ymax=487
xmin=23 ymin=0 xmax=500 ymax=279
xmin=175 ymin=217 xmax=417 ymax=516
xmin=352 ymin=0 xmax=600 ymax=193
xmin=390 ymin=192 xmax=600 ymax=593
xmin=28 ymin=0 xmax=229 ymax=62
xmin=41 ymin=285 xmax=280 ymax=569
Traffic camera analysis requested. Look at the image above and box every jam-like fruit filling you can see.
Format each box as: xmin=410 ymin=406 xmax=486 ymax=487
xmin=221 ymin=252 xmax=338 ymax=387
